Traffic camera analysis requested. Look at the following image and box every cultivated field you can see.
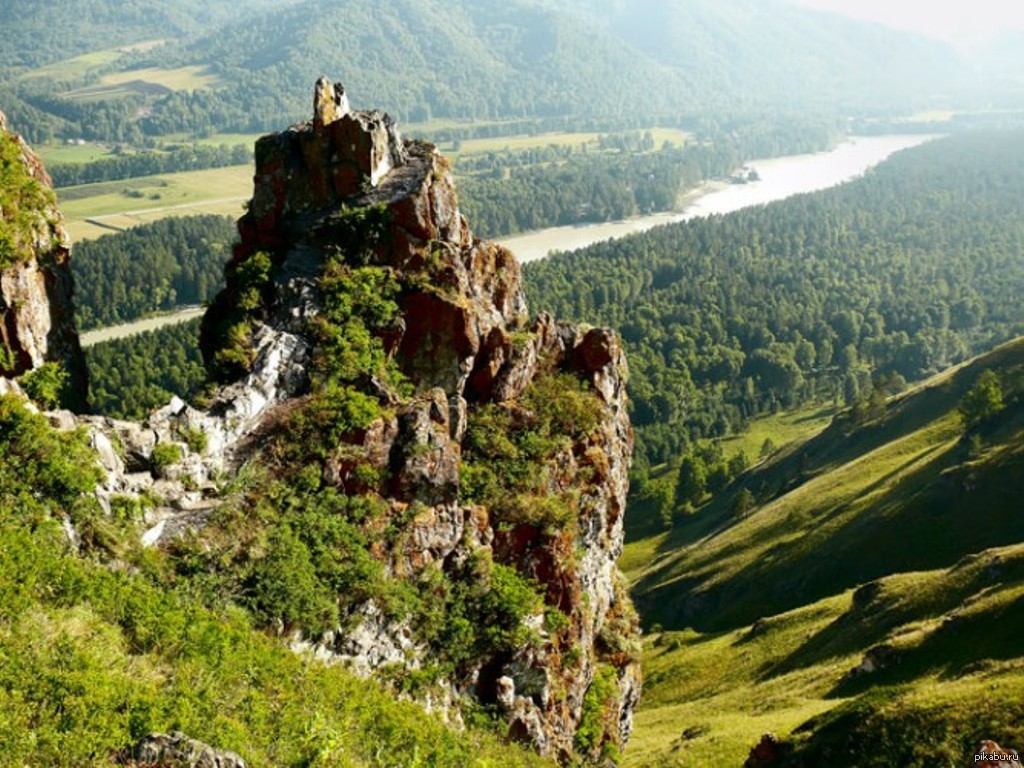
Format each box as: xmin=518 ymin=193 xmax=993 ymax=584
xmin=58 ymin=165 xmax=252 ymax=241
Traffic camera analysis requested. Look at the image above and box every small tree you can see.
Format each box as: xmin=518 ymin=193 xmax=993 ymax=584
xmin=675 ymin=454 xmax=707 ymax=508
xmin=732 ymin=488 xmax=756 ymax=518
xmin=959 ymin=370 xmax=1004 ymax=430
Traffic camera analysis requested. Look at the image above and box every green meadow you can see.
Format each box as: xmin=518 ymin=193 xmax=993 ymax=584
xmin=623 ymin=338 xmax=1024 ymax=765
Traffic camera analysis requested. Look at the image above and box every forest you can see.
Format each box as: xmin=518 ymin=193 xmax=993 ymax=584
xmin=524 ymin=132 xmax=1024 ymax=468
xmin=87 ymin=318 xmax=206 ymax=420
xmin=0 ymin=0 xmax=966 ymax=146
xmin=71 ymin=215 xmax=234 ymax=330
xmin=458 ymin=119 xmax=836 ymax=238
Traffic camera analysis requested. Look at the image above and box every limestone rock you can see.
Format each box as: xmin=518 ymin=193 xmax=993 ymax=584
xmin=50 ymin=80 xmax=641 ymax=763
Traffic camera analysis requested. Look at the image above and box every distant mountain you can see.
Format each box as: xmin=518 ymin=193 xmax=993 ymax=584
xmin=0 ymin=0 xmax=295 ymax=68
xmin=148 ymin=0 xmax=960 ymax=125
xmin=1 ymin=0 xmax=968 ymax=142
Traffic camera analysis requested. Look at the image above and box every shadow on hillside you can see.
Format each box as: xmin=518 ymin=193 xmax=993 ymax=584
xmin=760 ymin=546 xmax=1024 ymax=682
xmin=635 ymin=414 xmax=1024 ymax=634
xmin=825 ymin=587 xmax=1024 ymax=700
xmin=631 ymin=340 xmax=1024 ymax=634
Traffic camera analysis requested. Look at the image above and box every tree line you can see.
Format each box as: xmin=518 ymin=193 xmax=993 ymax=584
xmin=524 ymin=132 xmax=1024 ymax=469
xmin=50 ymin=143 xmax=251 ymax=188
xmin=86 ymin=318 xmax=207 ymax=420
xmin=71 ymin=215 xmax=234 ymax=330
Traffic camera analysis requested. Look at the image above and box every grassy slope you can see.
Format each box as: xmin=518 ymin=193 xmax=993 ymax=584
xmin=0 ymin=394 xmax=550 ymax=768
xmin=622 ymin=338 xmax=1024 ymax=765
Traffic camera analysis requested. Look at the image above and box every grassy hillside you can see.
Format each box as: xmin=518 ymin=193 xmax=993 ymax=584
xmin=0 ymin=393 xmax=551 ymax=767
xmin=623 ymin=338 xmax=1024 ymax=765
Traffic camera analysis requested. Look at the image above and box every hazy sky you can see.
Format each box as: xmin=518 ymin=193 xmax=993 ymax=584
xmin=796 ymin=0 xmax=1024 ymax=48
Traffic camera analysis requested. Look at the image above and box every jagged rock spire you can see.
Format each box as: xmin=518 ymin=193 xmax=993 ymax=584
xmin=313 ymin=76 xmax=351 ymax=128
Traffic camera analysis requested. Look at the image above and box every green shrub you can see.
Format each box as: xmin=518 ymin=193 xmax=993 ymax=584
xmin=249 ymin=525 xmax=339 ymax=634
xmin=180 ymin=427 xmax=208 ymax=455
xmin=0 ymin=132 xmax=57 ymax=269
xmin=574 ymin=665 xmax=618 ymax=755
xmin=19 ymin=362 xmax=67 ymax=409
xmin=150 ymin=443 xmax=181 ymax=477
xmin=460 ymin=371 xmax=602 ymax=529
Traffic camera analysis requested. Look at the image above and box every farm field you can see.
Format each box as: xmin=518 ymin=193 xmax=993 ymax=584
xmin=58 ymin=165 xmax=252 ymax=241
xmin=98 ymin=64 xmax=221 ymax=92
xmin=444 ymin=127 xmax=693 ymax=157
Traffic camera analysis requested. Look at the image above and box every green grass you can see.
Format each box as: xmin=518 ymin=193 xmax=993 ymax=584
xmin=623 ymin=338 xmax=1024 ymax=765
xmin=16 ymin=48 xmax=124 ymax=80
xmin=625 ymin=545 xmax=1024 ymax=766
xmin=0 ymin=394 xmax=553 ymax=768
xmin=719 ymin=403 xmax=835 ymax=463
xmin=35 ymin=142 xmax=113 ymax=165
xmin=443 ymin=128 xmax=692 ymax=158
xmin=57 ymin=165 xmax=252 ymax=241
xmin=99 ymin=65 xmax=222 ymax=91
xmin=632 ymin=338 xmax=1024 ymax=633
xmin=619 ymin=402 xmax=836 ymax=582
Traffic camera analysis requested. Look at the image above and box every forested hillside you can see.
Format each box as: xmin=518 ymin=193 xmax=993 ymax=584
xmin=71 ymin=215 xmax=234 ymax=330
xmin=524 ymin=132 xmax=1024 ymax=466
xmin=0 ymin=0 xmax=290 ymax=67
xmin=2 ymin=0 xmax=964 ymax=144
xmin=87 ymin=319 xmax=206 ymax=420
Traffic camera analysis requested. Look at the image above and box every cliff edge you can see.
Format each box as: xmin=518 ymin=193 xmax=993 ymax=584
xmin=192 ymin=79 xmax=640 ymax=761
xmin=12 ymin=79 xmax=639 ymax=764
xmin=0 ymin=111 xmax=86 ymax=408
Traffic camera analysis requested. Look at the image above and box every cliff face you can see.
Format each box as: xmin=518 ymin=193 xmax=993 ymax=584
xmin=0 ymin=76 xmax=638 ymax=764
xmin=190 ymin=79 xmax=640 ymax=761
xmin=0 ymin=111 xmax=87 ymax=408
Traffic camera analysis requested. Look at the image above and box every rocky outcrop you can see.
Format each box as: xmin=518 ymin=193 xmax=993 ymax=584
xmin=123 ymin=732 xmax=247 ymax=768
xmin=0 ymin=111 xmax=87 ymax=408
xmin=50 ymin=79 xmax=640 ymax=763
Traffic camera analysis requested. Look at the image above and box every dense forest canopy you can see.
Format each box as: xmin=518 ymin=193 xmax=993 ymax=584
xmin=459 ymin=117 xmax=838 ymax=238
xmin=524 ymin=132 xmax=1024 ymax=466
xmin=0 ymin=0 xmax=293 ymax=67
xmin=86 ymin=318 xmax=207 ymax=420
xmin=71 ymin=215 xmax=234 ymax=330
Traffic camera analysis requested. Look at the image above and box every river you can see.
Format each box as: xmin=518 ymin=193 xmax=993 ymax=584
xmin=79 ymin=306 xmax=205 ymax=348
xmin=80 ymin=134 xmax=936 ymax=344
xmin=496 ymin=134 xmax=938 ymax=263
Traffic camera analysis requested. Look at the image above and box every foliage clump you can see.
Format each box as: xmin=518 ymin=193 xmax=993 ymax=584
xmin=460 ymin=371 xmax=601 ymax=529
xmin=959 ymin=369 xmax=1004 ymax=430
xmin=0 ymin=132 xmax=57 ymax=269
xmin=19 ymin=361 xmax=68 ymax=409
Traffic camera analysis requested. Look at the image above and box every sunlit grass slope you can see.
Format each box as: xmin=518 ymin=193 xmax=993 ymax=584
xmin=0 ymin=396 xmax=551 ymax=768
xmin=632 ymin=337 xmax=1024 ymax=633
xmin=623 ymin=337 xmax=1024 ymax=766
